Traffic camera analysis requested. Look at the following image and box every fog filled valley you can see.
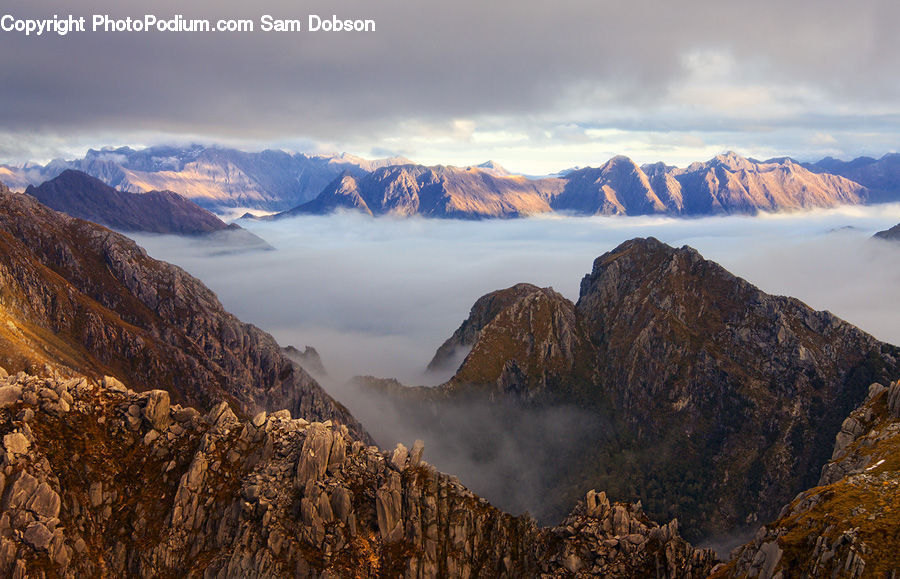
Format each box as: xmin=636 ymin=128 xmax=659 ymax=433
xmin=128 ymin=205 xmax=900 ymax=544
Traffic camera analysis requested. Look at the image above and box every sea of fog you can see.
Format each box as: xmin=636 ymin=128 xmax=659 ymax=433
xmin=131 ymin=206 xmax=900 ymax=387
xmin=129 ymin=206 xmax=900 ymax=534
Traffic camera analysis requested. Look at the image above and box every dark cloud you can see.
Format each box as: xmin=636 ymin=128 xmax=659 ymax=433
xmin=1 ymin=0 xmax=899 ymax=162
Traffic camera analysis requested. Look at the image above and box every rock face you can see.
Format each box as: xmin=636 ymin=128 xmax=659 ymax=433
xmin=0 ymin=190 xmax=368 ymax=442
xmin=381 ymin=238 xmax=900 ymax=540
xmin=874 ymin=222 xmax=900 ymax=241
xmin=24 ymin=170 xmax=233 ymax=235
xmin=659 ymin=152 xmax=865 ymax=214
xmin=0 ymin=367 xmax=716 ymax=578
xmin=0 ymin=146 xmax=412 ymax=211
xmin=722 ymin=380 xmax=900 ymax=578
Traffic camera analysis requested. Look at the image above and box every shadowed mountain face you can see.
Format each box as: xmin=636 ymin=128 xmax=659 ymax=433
xmin=25 ymin=170 xmax=231 ymax=235
xmin=369 ymin=238 xmax=900 ymax=540
xmin=0 ymin=190 xmax=368 ymax=442
xmin=722 ymin=379 xmax=900 ymax=577
xmin=285 ymin=153 xmax=868 ymax=219
xmin=1 ymin=145 xmax=412 ymax=211
xmin=804 ymin=153 xmax=900 ymax=203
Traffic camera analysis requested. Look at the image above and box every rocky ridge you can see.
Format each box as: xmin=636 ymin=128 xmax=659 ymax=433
xmin=370 ymin=238 xmax=900 ymax=539
xmin=0 ymin=366 xmax=715 ymax=578
xmin=0 ymin=190 xmax=367 ymax=442
xmin=721 ymin=379 xmax=900 ymax=578
xmin=24 ymin=170 xmax=255 ymax=237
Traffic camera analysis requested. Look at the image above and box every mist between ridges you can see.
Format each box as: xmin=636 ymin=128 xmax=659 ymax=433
xmin=0 ymin=13 xmax=376 ymax=36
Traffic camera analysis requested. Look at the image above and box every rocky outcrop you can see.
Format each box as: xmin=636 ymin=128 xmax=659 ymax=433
xmin=0 ymin=190 xmax=368 ymax=442
xmin=722 ymin=380 xmax=900 ymax=578
xmin=427 ymin=283 xmax=547 ymax=373
xmin=874 ymin=222 xmax=900 ymax=241
xmin=381 ymin=238 xmax=900 ymax=540
xmin=0 ymin=367 xmax=715 ymax=577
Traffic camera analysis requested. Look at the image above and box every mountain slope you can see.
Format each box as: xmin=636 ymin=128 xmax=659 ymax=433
xmin=0 ymin=367 xmax=715 ymax=577
xmin=552 ymin=156 xmax=668 ymax=215
xmin=722 ymin=379 xmax=900 ymax=577
xmin=25 ymin=170 xmax=231 ymax=235
xmin=804 ymin=153 xmax=900 ymax=203
xmin=0 ymin=190 xmax=367 ymax=442
xmin=372 ymin=238 xmax=899 ymax=540
xmin=670 ymin=152 xmax=866 ymax=214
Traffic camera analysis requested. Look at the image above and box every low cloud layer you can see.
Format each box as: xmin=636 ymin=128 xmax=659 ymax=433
xmin=131 ymin=207 xmax=900 ymax=521
xmin=2 ymin=1 xmax=900 ymax=169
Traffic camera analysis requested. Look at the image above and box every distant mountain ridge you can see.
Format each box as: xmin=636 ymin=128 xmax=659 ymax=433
xmin=0 ymin=145 xmax=411 ymax=212
xmin=25 ymin=170 xmax=233 ymax=235
xmin=5 ymin=146 xmax=900 ymax=218
xmin=282 ymin=152 xmax=869 ymax=219
xmin=276 ymin=164 xmax=563 ymax=219
xmin=801 ymin=153 xmax=900 ymax=203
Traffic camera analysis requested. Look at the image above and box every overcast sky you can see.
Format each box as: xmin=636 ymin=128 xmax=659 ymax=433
xmin=1 ymin=0 xmax=899 ymax=172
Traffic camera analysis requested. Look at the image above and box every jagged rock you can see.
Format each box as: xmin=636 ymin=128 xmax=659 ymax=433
xmin=24 ymin=483 xmax=61 ymax=519
xmin=0 ymin=367 xmax=715 ymax=577
xmin=23 ymin=522 xmax=53 ymax=550
xmin=0 ymin=386 xmax=22 ymax=409
xmin=102 ymin=376 xmax=126 ymax=393
xmin=376 ymin=472 xmax=403 ymax=542
xmin=3 ymin=432 xmax=30 ymax=455
xmin=391 ymin=443 xmax=408 ymax=470
xmin=409 ymin=439 xmax=425 ymax=467
xmin=296 ymin=423 xmax=333 ymax=484
xmin=888 ymin=381 xmax=900 ymax=419
xmin=144 ymin=390 xmax=171 ymax=431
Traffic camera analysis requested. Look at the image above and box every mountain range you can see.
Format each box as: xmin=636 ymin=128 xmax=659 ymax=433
xmin=277 ymin=151 xmax=869 ymax=219
xmin=4 ymin=146 xmax=900 ymax=218
xmin=0 ymin=145 xmax=411 ymax=212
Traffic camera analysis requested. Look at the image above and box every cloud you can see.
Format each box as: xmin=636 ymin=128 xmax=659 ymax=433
xmin=1 ymin=0 xmax=899 ymax=168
